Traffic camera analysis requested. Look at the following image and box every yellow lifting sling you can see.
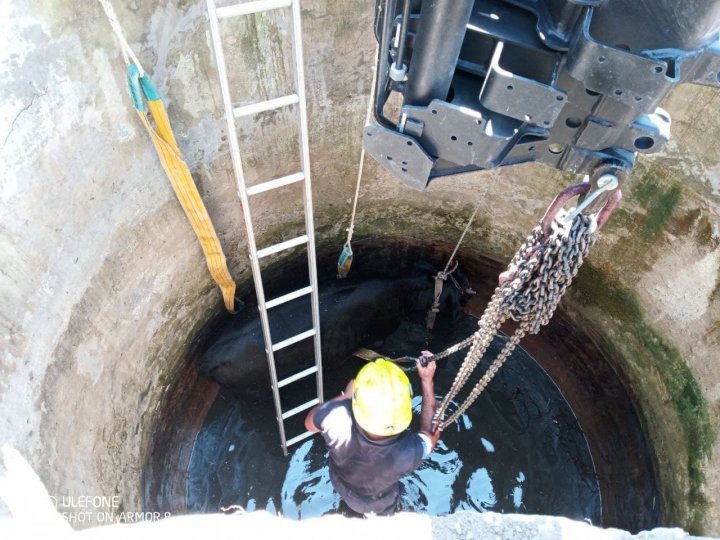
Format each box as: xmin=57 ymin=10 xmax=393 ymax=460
xmin=99 ymin=0 xmax=236 ymax=312
xmin=130 ymin=67 xmax=236 ymax=312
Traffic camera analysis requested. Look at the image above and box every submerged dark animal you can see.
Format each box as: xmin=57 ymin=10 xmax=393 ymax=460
xmin=199 ymin=263 xmax=473 ymax=393
xmin=410 ymin=260 xmax=475 ymax=321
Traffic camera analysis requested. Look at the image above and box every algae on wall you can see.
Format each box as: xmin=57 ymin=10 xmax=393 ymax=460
xmin=569 ymin=265 xmax=715 ymax=534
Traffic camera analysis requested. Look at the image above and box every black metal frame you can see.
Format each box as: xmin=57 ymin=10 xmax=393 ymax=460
xmin=365 ymin=0 xmax=720 ymax=189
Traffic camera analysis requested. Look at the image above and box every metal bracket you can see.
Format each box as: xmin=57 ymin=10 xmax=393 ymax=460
xmin=689 ymin=38 xmax=720 ymax=88
xmin=626 ymin=110 xmax=671 ymax=154
xmin=364 ymin=123 xmax=435 ymax=190
xmin=481 ymin=41 xmax=567 ymax=128
xmin=400 ymin=99 xmax=514 ymax=169
xmin=566 ymin=10 xmax=673 ymax=108
xmin=368 ymin=0 xmax=720 ymax=187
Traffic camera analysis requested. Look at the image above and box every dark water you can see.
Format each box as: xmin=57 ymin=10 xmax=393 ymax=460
xmin=187 ymin=312 xmax=601 ymax=523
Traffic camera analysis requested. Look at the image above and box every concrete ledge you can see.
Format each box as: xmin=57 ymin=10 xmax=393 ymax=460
xmin=0 ymin=510 xmax=712 ymax=540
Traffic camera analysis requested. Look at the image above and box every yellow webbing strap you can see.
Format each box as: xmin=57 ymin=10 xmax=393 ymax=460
xmin=98 ymin=0 xmax=236 ymax=311
xmin=133 ymin=70 xmax=236 ymax=312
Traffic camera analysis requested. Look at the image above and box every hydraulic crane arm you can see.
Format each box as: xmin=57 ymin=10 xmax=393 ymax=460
xmin=365 ymin=0 xmax=720 ymax=190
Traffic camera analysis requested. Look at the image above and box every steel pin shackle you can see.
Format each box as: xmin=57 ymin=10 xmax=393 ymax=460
xmin=564 ymin=174 xmax=619 ymax=224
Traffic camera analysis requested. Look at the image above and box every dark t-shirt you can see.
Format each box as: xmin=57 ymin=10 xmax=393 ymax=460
xmin=312 ymin=399 xmax=425 ymax=515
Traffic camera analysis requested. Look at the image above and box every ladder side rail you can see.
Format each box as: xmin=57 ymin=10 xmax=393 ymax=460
xmin=290 ymin=0 xmax=324 ymax=404
xmin=206 ymin=0 xmax=288 ymax=451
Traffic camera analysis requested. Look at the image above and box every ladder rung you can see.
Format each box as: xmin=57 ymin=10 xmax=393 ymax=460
xmin=247 ymin=172 xmax=305 ymax=196
xmin=233 ymin=94 xmax=299 ymax=118
xmin=216 ymin=0 xmax=292 ymax=18
xmin=281 ymin=398 xmax=320 ymax=420
xmin=257 ymin=235 xmax=308 ymax=258
xmin=278 ymin=366 xmax=318 ymax=388
xmin=286 ymin=430 xmax=315 ymax=447
xmin=266 ymin=285 xmax=313 ymax=309
xmin=272 ymin=328 xmax=315 ymax=352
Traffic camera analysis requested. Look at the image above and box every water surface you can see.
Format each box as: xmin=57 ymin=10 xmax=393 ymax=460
xmin=187 ymin=313 xmax=601 ymax=523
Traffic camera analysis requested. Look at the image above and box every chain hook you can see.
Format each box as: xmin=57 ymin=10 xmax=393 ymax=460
xmin=541 ymin=174 xmax=622 ymax=237
xmin=563 ymin=174 xmax=618 ymax=224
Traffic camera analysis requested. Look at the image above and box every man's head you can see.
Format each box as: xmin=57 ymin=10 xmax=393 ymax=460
xmin=352 ymin=358 xmax=412 ymax=437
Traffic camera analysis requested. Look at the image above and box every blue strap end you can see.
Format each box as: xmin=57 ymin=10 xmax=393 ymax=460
xmin=337 ymin=245 xmax=353 ymax=279
xmin=139 ymin=73 xmax=160 ymax=101
xmin=126 ymin=64 xmax=145 ymax=112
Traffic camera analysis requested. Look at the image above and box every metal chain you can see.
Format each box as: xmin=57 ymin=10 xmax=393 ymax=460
xmin=440 ymin=328 xmax=526 ymax=426
xmin=431 ymin=211 xmax=597 ymax=430
xmin=423 ymin=333 xmax=474 ymax=362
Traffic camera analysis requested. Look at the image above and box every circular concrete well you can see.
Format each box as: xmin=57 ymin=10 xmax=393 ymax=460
xmin=1 ymin=1 xmax=718 ymax=537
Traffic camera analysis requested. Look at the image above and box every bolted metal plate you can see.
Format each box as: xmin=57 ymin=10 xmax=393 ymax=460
xmin=481 ymin=41 xmax=567 ymax=128
xmin=403 ymin=99 xmax=514 ymax=169
xmin=364 ymin=123 xmax=435 ymax=191
xmin=567 ymin=11 xmax=673 ymax=109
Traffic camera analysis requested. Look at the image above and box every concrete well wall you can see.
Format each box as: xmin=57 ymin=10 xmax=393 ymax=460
xmin=1 ymin=0 xmax=718 ymax=534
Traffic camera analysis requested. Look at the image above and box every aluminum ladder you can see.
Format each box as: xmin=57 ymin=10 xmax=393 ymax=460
xmin=206 ymin=0 xmax=323 ymax=455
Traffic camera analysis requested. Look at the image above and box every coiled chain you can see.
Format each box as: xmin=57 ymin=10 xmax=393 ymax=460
xmin=429 ymin=212 xmax=597 ymax=430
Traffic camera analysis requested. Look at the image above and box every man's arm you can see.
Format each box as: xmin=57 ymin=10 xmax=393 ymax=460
xmin=417 ymin=353 xmax=441 ymax=452
xmin=304 ymin=379 xmax=354 ymax=433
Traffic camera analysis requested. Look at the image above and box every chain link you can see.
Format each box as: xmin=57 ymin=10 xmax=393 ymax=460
xmin=431 ymin=211 xmax=597 ymax=431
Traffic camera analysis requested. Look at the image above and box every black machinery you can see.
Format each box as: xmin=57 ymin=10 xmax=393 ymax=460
xmin=365 ymin=0 xmax=720 ymax=189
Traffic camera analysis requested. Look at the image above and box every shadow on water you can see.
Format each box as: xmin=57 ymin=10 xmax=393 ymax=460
xmin=186 ymin=311 xmax=601 ymax=523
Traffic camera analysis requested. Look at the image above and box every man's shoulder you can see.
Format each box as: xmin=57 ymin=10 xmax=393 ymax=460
xmin=380 ymin=431 xmax=426 ymax=474
xmin=396 ymin=430 xmax=425 ymax=451
xmin=314 ymin=400 xmax=354 ymax=449
xmin=313 ymin=399 xmax=351 ymax=427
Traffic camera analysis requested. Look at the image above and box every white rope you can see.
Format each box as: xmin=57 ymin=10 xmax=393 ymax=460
xmin=442 ymin=200 xmax=482 ymax=274
xmin=97 ymin=0 xmax=146 ymax=76
xmin=440 ymin=171 xmax=498 ymax=274
xmin=344 ymin=44 xmax=379 ymax=247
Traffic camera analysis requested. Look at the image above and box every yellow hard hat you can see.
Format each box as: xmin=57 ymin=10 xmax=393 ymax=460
xmin=352 ymin=358 xmax=412 ymax=436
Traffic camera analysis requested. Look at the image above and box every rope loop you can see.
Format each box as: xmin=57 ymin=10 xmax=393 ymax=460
xmin=97 ymin=0 xmax=146 ymax=76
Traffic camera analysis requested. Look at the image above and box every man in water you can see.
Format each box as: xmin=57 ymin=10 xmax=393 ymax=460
xmin=304 ymin=355 xmax=440 ymax=515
